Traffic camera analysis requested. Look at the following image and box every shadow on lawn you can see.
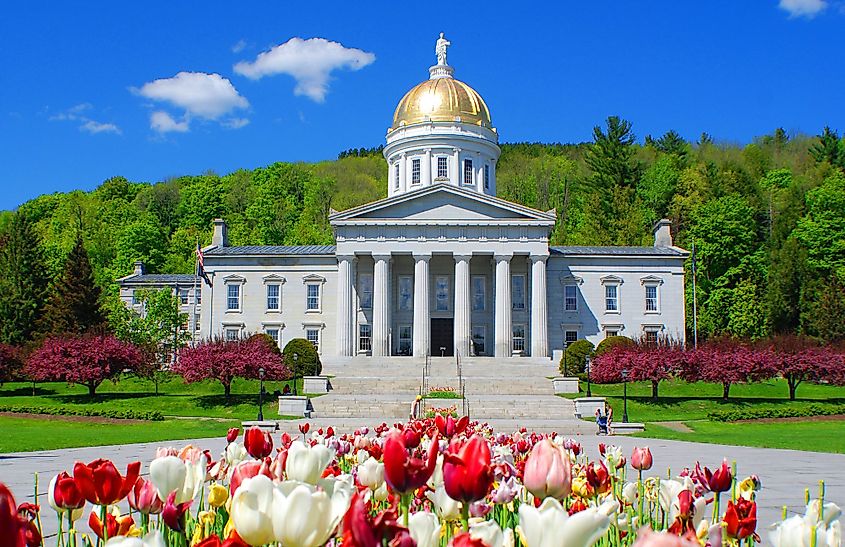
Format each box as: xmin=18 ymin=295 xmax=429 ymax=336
xmin=605 ymin=395 xmax=845 ymax=409
xmin=192 ymin=394 xmax=259 ymax=409
xmin=52 ymin=392 xmax=158 ymax=404
xmin=0 ymin=386 xmax=57 ymax=397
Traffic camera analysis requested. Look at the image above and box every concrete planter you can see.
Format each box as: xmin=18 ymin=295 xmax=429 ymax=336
xmin=303 ymin=376 xmax=332 ymax=394
xmin=278 ymin=396 xmax=310 ymax=417
xmin=241 ymin=420 xmax=278 ymax=432
xmin=574 ymin=397 xmax=607 ymax=418
xmin=612 ymin=422 xmax=645 ymax=435
xmin=553 ymin=377 xmax=580 ymax=394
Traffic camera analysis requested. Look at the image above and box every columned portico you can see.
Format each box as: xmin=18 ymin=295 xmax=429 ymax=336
xmin=413 ymin=253 xmax=431 ymax=357
xmin=530 ymin=255 xmax=549 ymax=358
xmin=453 ymin=254 xmax=472 ymax=357
xmin=494 ymin=254 xmax=513 ymax=357
xmin=372 ymin=254 xmax=391 ymax=357
xmin=336 ymin=255 xmax=355 ymax=356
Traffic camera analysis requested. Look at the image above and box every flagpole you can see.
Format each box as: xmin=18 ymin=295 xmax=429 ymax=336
xmin=691 ymin=240 xmax=698 ymax=349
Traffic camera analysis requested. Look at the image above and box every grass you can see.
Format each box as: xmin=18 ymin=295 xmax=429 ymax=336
xmin=563 ymin=378 xmax=845 ymax=453
xmin=426 ymin=391 xmax=463 ymax=399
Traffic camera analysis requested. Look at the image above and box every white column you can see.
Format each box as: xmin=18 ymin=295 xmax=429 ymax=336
xmin=530 ymin=255 xmax=549 ymax=358
xmin=494 ymin=254 xmax=513 ymax=358
xmin=423 ymin=148 xmax=432 ymax=186
xmin=476 ymin=154 xmax=484 ymax=193
xmin=453 ymin=254 xmax=472 ymax=358
xmin=399 ymin=154 xmax=407 ymax=194
xmin=336 ymin=256 xmax=354 ymax=356
xmin=372 ymin=254 xmax=390 ymax=357
xmin=490 ymin=158 xmax=497 ymax=195
xmin=413 ymin=253 xmax=431 ymax=358
xmin=452 ymin=148 xmax=461 ymax=186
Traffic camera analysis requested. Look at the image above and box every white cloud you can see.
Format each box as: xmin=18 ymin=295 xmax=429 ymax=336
xmin=779 ymin=0 xmax=827 ymax=17
xmin=150 ymin=110 xmax=189 ymax=133
xmin=49 ymin=103 xmax=121 ymax=135
xmin=234 ymin=37 xmax=375 ymax=102
xmin=136 ymin=71 xmax=249 ymax=119
xmin=222 ymin=117 xmax=250 ymax=129
xmin=232 ymin=39 xmax=248 ymax=53
xmin=81 ymin=120 xmax=121 ymax=135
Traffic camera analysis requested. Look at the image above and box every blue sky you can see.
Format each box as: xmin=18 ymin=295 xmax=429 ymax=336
xmin=1 ymin=0 xmax=843 ymax=210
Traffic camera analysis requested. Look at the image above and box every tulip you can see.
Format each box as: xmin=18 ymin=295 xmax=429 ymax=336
xmin=0 ymin=483 xmax=28 ymax=547
xmin=469 ymin=519 xmax=513 ymax=547
xmin=271 ymin=478 xmax=354 ymax=547
xmin=704 ymin=459 xmax=732 ymax=493
xmin=517 ymin=497 xmax=614 ymax=547
xmin=408 ymin=511 xmax=440 ymax=547
xmin=149 ymin=453 xmax=207 ymax=504
xmin=89 ymin=508 xmax=136 ymax=540
xmin=491 ymin=476 xmax=520 ymax=505
xmin=357 ymin=456 xmax=385 ymax=491
xmin=227 ymin=427 xmax=240 ymax=443
xmin=631 ymin=528 xmax=699 ymax=546
xmin=426 ymin=485 xmax=462 ymax=521
xmin=73 ymin=459 xmax=141 ymax=506
xmin=162 ymin=491 xmax=192 ymax=533
xmin=225 ymin=441 xmax=249 ymax=470
xmin=769 ymin=499 xmax=842 ymax=547
xmin=383 ymin=430 xmax=440 ymax=495
xmin=523 ymin=439 xmax=571 ymax=501
xmin=244 ymin=427 xmax=273 ymax=459
xmin=128 ymin=478 xmax=163 ymax=515
xmin=231 ymin=475 xmax=276 ymax=546
xmin=667 ymin=490 xmax=696 ymax=536
xmin=207 ymin=484 xmax=229 ymax=508
xmin=435 ymin=414 xmax=469 ymax=438
xmin=229 ymin=459 xmax=272 ymax=496
xmin=631 ymin=447 xmax=653 ymax=471
xmin=285 ymin=441 xmax=335 ymax=484
xmin=104 ymin=530 xmax=167 ymax=547
xmin=47 ymin=471 xmax=85 ymax=523
xmin=585 ymin=460 xmax=611 ymax=495
xmin=443 ymin=435 xmax=494 ymax=504
xmin=723 ymin=498 xmax=758 ymax=540
xmin=452 ymin=533 xmax=488 ymax=547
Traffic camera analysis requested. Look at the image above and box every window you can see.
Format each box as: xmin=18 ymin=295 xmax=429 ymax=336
xmin=265 ymin=328 xmax=280 ymax=346
xmin=471 ymin=325 xmax=486 ymax=356
xmin=399 ymin=325 xmax=412 ymax=355
xmin=194 ymin=314 xmax=200 ymax=331
xmin=227 ymin=284 xmax=240 ymax=311
xmin=606 ymin=330 xmax=618 ymax=338
xmin=131 ymin=291 xmax=139 ymax=306
xmin=306 ymin=284 xmax=320 ymax=311
xmin=179 ymin=288 xmax=189 ymax=305
xmin=435 ymin=276 xmax=449 ymax=311
xmin=398 ymin=276 xmax=413 ymax=311
xmin=359 ymin=324 xmax=372 ymax=352
xmin=224 ymin=328 xmax=240 ymax=341
xmin=644 ymin=330 xmax=659 ymax=345
xmin=472 ymin=276 xmax=486 ymax=311
xmin=512 ymin=275 xmax=526 ymax=310
xmin=306 ymin=328 xmax=320 ymax=351
xmin=411 ymin=158 xmax=421 ymax=184
xmin=266 ymin=284 xmax=280 ymax=311
xmin=484 ymin=164 xmax=490 ymax=189
xmin=463 ymin=159 xmax=473 ymax=185
xmin=394 ymin=163 xmax=400 ymax=189
xmin=645 ymin=285 xmax=658 ymax=312
xmin=565 ymin=330 xmax=578 ymax=344
xmin=437 ymin=156 xmax=448 ymax=179
xmin=605 ymin=285 xmax=618 ymax=312
xmin=513 ymin=325 xmax=526 ymax=353
xmin=359 ymin=273 xmax=373 ymax=309
xmin=564 ymin=285 xmax=577 ymax=311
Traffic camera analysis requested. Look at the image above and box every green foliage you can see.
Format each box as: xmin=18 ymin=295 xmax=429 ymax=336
xmin=560 ymin=339 xmax=595 ymax=374
xmin=708 ymin=403 xmax=845 ymax=422
xmin=282 ymin=338 xmax=322 ymax=377
xmin=793 ymin=173 xmax=845 ymax=277
xmin=594 ymin=336 xmax=635 ymax=357
xmin=0 ymin=404 xmax=164 ymax=421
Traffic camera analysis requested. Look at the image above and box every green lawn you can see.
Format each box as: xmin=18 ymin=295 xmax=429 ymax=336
xmin=563 ymin=379 xmax=845 ymax=453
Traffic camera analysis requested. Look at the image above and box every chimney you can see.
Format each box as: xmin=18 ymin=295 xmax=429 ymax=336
xmin=652 ymin=219 xmax=673 ymax=247
xmin=133 ymin=261 xmax=145 ymax=276
xmin=211 ymin=218 xmax=229 ymax=247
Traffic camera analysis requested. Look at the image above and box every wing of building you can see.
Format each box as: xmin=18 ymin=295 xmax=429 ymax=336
xmin=118 ymin=36 xmax=689 ymax=363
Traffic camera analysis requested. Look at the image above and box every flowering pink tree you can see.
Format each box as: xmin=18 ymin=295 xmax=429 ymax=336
xmin=767 ymin=335 xmax=843 ymax=400
xmin=26 ymin=334 xmax=145 ymax=396
xmin=173 ymin=336 xmax=290 ymax=400
xmin=0 ymin=344 xmax=22 ymax=386
xmin=591 ymin=340 xmax=685 ymax=400
xmin=682 ymin=338 xmax=775 ymax=401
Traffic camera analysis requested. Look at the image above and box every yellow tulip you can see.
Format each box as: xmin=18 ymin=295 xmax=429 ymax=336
xmin=208 ymin=484 xmax=229 ymax=508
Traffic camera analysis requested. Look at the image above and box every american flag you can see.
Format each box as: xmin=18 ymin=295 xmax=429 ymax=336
xmin=196 ymin=243 xmax=212 ymax=287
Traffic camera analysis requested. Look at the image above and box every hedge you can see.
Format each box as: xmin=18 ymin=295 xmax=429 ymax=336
xmin=708 ymin=404 xmax=845 ymax=422
xmin=0 ymin=405 xmax=164 ymax=421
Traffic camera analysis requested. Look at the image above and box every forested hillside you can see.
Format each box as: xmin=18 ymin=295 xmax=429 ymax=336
xmin=1 ymin=118 xmax=843 ymax=343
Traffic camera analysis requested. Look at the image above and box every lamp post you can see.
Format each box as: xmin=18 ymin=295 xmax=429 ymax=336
xmin=257 ymin=367 xmax=266 ymax=421
xmin=292 ymin=353 xmax=299 ymax=396
xmin=621 ymin=368 xmax=629 ymax=423
xmin=585 ymin=356 xmax=592 ymax=397
xmin=562 ymin=340 xmax=568 ymax=377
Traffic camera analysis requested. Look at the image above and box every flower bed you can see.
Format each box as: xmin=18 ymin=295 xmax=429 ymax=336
xmin=0 ymin=404 xmax=164 ymax=421
xmin=1 ymin=416 xmax=839 ymax=547
xmin=427 ymin=387 xmax=462 ymax=399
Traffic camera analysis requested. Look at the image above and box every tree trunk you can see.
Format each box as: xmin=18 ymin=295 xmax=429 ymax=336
xmin=723 ymin=382 xmax=731 ymax=402
xmin=788 ymin=379 xmax=798 ymax=401
xmin=651 ymin=380 xmax=659 ymax=401
xmin=88 ymin=382 xmax=97 ymax=397
xmin=224 ymin=382 xmax=231 ymax=401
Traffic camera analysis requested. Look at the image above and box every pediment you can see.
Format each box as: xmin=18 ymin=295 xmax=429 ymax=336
xmin=330 ymin=184 xmax=556 ymax=224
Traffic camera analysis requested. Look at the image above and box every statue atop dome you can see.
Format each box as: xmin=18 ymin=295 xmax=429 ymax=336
xmin=435 ymin=33 xmax=450 ymax=66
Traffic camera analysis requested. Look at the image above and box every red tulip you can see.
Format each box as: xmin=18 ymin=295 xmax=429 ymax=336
xmin=48 ymin=471 xmax=85 ymax=512
xmin=194 ymin=531 xmax=250 ymax=547
xmin=162 ymin=491 xmax=193 ymax=532
xmin=667 ymin=490 xmax=696 ymax=536
xmin=631 ymin=447 xmax=653 ymax=471
xmin=342 ymin=490 xmax=409 ymax=547
xmin=523 ymin=438 xmax=571 ymax=500
xmin=88 ymin=510 xmax=135 ymax=540
xmin=244 ymin=427 xmax=273 ymax=459
xmin=402 ymin=428 xmax=422 ymax=449
xmin=724 ymin=498 xmax=758 ymax=540
xmin=452 ymin=532 xmax=488 ymax=547
xmin=226 ymin=427 xmax=240 ymax=443
xmin=585 ymin=460 xmax=611 ymax=494
xmin=128 ymin=477 xmax=163 ymax=515
xmin=704 ymin=459 xmax=732 ymax=493
xmin=435 ymin=414 xmax=469 ymax=438
xmin=73 ymin=459 xmax=141 ymax=506
xmin=299 ymin=423 xmax=310 ymax=435
xmin=326 ymin=426 xmax=335 ymax=437
xmin=0 ymin=483 xmax=29 ymax=547
xmin=383 ymin=430 xmax=440 ymax=495
xmin=443 ymin=435 xmax=493 ymax=503
xmin=229 ymin=459 xmax=273 ymax=495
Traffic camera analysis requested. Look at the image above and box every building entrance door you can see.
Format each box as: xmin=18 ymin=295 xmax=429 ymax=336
xmin=430 ymin=318 xmax=454 ymax=357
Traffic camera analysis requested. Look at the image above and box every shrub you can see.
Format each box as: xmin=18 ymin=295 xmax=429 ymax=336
xmin=0 ymin=344 xmax=22 ymax=386
xmin=283 ymin=338 xmax=322 ymax=377
xmin=0 ymin=405 xmax=163 ymax=421
xmin=594 ymin=336 xmax=635 ymax=357
xmin=560 ymin=339 xmax=594 ymax=375
xmin=708 ymin=404 xmax=845 ymax=422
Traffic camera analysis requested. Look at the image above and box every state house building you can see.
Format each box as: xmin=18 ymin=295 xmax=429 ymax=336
xmin=119 ymin=36 xmax=688 ymax=363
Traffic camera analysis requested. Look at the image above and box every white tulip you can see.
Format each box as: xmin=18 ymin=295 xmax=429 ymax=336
xmin=286 ymin=441 xmax=335 ymax=484
xmin=225 ymin=442 xmax=248 ymax=469
xmin=621 ymin=482 xmax=638 ymax=504
xmin=426 ymin=484 xmax=461 ymax=521
xmin=105 ymin=531 xmax=165 ymax=547
xmin=149 ymin=454 xmax=207 ymax=504
xmin=427 ymin=454 xmax=445 ymax=489
xmin=470 ymin=520 xmax=514 ymax=547
xmin=357 ymin=456 xmax=385 ymax=490
xmin=231 ymin=475 xmax=276 ymax=546
xmin=409 ymin=511 xmax=441 ymax=547
xmin=272 ymin=478 xmax=353 ymax=547
xmin=517 ymin=497 xmax=612 ymax=547
xmin=769 ymin=500 xmax=842 ymax=547
xmin=373 ymin=482 xmax=389 ymax=502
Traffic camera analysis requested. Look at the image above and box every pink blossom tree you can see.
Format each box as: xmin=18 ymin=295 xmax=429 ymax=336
xmin=26 ymin=334 xmax=145 ymax=396
xmin=173 ymin=336 xmax=290 ymax=400
xmin=682 ymin=338 xmax=775 ymax=401
xmin=591 ymin=340 xmax=685 ymax=400
xmin=767 ymin=335 xmax=843 ymax=400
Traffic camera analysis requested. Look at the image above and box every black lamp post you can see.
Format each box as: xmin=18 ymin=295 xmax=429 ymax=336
xmin=585 ymin=356 xmax=592 ymax=397
xmin=562 ymin=340 xmax=569 ymax=377
xmin=621 ymin=368 xmax=629 ymax=423
xmin=292 ymin=353 xmax=299 ymax=396
xmin=257 ymin=367 xmax=266 ymax=421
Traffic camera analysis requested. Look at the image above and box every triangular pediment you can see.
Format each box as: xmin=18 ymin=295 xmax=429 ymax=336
xmin=330 ymin=184 xmax=556 ymax=224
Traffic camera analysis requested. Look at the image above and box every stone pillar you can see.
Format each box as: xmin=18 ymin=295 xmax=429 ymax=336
xmin=530 ymin=255 xmax=549 ymax=358
xmin=452 ymin=148 xmax=461 ymax=186
xmin=453 ymin=254 xmax=472 ymax=358
xmin=336 ymin=256 xmax=354 ymax=356
xmin=423 ymin=148 xmax=432 ymax=186
xmin=494 ymin=254 xmax=513 ymax=358
xmin=399 ymin=154 xmax=407 ymax=194
xmin=413 ymin=253 xmax=431 ymax=358
xmin=476 ymin=154 xmax=484 ymax=193
xmin=490 ymin=158 xmax=497 ymax=195
xmin=372 ymin=254 xmax=391 ymax=357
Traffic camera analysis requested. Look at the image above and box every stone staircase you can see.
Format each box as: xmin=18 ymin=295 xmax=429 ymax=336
xmin=309 ymin=355 xmax=591 ymax=433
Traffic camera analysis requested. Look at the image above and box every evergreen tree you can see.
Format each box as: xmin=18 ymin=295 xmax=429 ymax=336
xmin=40 ymin=236 xmax=106 ymax=336
xmin=654 ymin=130 xmax=688 ymax=158
xmin=808 ymin=126 xmax=844 ymax=169
xmin=805 ymin=276 xmax=845 ymax=343
xmin=585 ymin=116 xmax=639 ymax=189
xmin=0 ymin=213 xmax=50 ymax=345
xmin=766 ymin=237 xmax=807 ymax=334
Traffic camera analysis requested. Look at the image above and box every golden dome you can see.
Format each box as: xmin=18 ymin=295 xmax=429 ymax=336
xmin=391 ymin=76 xmax=492 ymax=130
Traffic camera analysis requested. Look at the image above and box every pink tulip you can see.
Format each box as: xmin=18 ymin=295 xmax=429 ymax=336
xmin=631 ymin=447 xmax=653 ymax=471
xmin=128 ymin=478 xmax=163 ymax=515
xmin=522 ymin=438 xmax=571 ymax=500
xmin=632 ymin=528 xmax=699 ymax=546
xmin=227 ymin=428 xmax=240 ymax=443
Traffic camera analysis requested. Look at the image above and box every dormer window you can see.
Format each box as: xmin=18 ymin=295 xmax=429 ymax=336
xmin=437 ymin=156 xmax=448 ymax=179
xmin=463 ymin=159 xmax=473 ymax=185
xmin=411 ymin=159 xmax=421 ymax=184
